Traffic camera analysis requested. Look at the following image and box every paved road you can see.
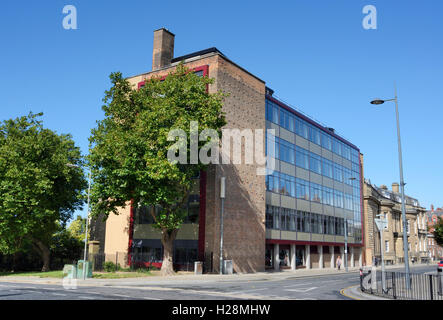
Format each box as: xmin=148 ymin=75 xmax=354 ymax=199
xmin=0 ymin=265 xmax=437 ymax=300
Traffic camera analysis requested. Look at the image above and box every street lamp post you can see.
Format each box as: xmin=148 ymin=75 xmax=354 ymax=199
xmin=219 ymin=177 xmax=226 ymax=275
xmin=344 ymin=177 xmax=357 ymax=272
xmin=344 ymin=212 xmax=348 ymax=272
xmin=370 ymin=85 xmax=411 ymax=289
xmin=67 ymin=163 xmax=91 ymax=280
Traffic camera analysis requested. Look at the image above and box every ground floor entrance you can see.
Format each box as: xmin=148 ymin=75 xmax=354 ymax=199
xmin=266 ymin=242 xmax=363 ymax=271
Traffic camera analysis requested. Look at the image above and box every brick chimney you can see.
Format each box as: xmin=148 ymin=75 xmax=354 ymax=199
xmin=152 ymin=28 xmax=175 ymax=71
xmin=431 ymin=204 xmax=434 ymax=212
xmin=392 ymin=182 xmax=399 ymax=193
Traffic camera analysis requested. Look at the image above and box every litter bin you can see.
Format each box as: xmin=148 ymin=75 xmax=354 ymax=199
xmin=194 ymin=261 xmax=203 ymax=275
xmin=62 ymin=264 xmax=77 ymax=279
xmin=77 ymin=260 xmax=93 ymax=279
xmin=223 ymin=260 xmax=233 ymax=274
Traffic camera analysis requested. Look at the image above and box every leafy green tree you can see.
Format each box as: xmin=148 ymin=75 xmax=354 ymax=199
xmin=51 ymin=226 xmax=84 ymax=267
xmin=89 ymin=64 xmax=226 ymax=275
xmin=0 ymin=113 xmax=87 ymax=271
xmin=433 ymin=217 xmax=443 ymax=246
xmin=67 ymin=215 xmax=87 ymax=242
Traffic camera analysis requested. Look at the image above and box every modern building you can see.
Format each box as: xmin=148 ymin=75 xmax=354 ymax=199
xmin=363 ymin=180 xmax=428 ymax=265
xmin=426 ymin=205 xmax=443 ymax=261
xmin=91 ymin=28 xmax=364 ymax=273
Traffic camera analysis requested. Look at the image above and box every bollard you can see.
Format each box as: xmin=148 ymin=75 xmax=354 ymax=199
xmin=194 ymin=261 xmax=203 ymax=275
xmin=359 ymin=267 xmax=363 ymax=290
xmin=371 ymin=266 xmax=377 ymax=293
xmin=438 ymin=266 xmax=443 ymax=295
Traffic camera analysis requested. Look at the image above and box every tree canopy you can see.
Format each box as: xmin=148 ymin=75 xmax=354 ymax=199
xmin=0 ymin=113 xmax=87 ymax=271
xmin=433 ymin=217 xmax=443 ymax=246
xmin=88 ymin=64 xmax=226 ymax=274
xmin=67 ymin=215 xmax=87 ymax=242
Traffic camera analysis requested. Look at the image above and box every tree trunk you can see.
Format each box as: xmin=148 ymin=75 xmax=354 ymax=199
xmin=11 ymin=252 xmax=18 ymax=272
xmin=34 ymin=239 xmax=51 ymax=272
xmin=160 ymin=229 xmax=178 ymax=276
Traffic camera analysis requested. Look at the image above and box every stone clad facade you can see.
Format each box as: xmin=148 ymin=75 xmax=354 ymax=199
xmin=363 ymin=180 xmax=429 ymax=265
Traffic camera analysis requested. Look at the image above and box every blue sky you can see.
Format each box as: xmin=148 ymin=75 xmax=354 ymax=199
xmin=1 ymin=0 xmax=442 ymax=220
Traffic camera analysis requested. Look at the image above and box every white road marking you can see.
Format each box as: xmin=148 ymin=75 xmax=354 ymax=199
xmin=112 ymin=294 xmax=131 ymax=298
xmin=284 ymin=282 xmax=313 ymax=288
xmin=78 ymin=296 xmax=95 ymax=300
xmin=285 ymin=287 xmax=318 ymax=293
xmin=51 ymin=293 xmax=67 ymax=297
xmin=230 ymin=288 xmax=268 ymax=294
xmin=142 ymin=296 xmax=162 ymax=300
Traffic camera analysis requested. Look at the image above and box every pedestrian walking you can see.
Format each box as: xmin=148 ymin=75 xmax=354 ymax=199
xmin=336 ymin=255 xmax=342 ymax=270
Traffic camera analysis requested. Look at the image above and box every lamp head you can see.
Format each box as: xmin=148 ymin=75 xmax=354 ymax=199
xmin=370 ymin=99 xmax=385 ymax=105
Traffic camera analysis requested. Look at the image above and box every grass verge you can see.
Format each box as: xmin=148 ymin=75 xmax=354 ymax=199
xmin=0 ymin=270 xmax=64 ymax=278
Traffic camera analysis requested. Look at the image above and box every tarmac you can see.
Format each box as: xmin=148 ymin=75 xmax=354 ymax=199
xmin=0 ymin=262 xmax=436 ymax=300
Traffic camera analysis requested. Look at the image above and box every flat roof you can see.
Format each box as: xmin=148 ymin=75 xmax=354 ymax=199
xmin=266 ymin=94 xmax=360 ymax=151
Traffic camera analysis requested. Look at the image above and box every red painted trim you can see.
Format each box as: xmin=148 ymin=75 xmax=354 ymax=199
xmin=198 ymin=171 xmax=207 ymax=261
xmin=137 ymin=65 xmax=209 ymax=89
xmin=265 ymin=239 xmax=363 ymax=247
xmin=266 ymin=95 xmax=360 ymax=152
xmin=127 ymin=199 xmax=135 ymax=265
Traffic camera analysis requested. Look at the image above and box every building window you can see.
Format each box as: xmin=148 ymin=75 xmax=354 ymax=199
xmin=321 ymin=132 xmax=332 ymax=150
xmin=344 ymin=193 xmax=353 ymax=210
xmin=289 ymin=210 xmax=297 ymax=231
xmin=279 ymin=108 xmax=295 ymax=132
xmin=296 ymin=146 xmax=309 ymax=170
xmin=333 ymin=164 xmax=343 ymax=182
xmin=309 ymin=125 xmax=321 ymax=145
xmin=310 ymin=183 xmax=322 ymax=203
xmin=385 ymin=240 xmax=389 ymax=253
xmin=265 ymin=205 xmax=274 ymax=229
xmin=296 ymin=178 xmax=310 ymax=200
xmin=278 ymin=138 xmax=295 ymax=164
xmin=334 ymin=190 xmax=344 ymax=208
xmin=266 ymin=133 xmax=278 ymax=159
xmin=266 ymin=172 xmax=280 ymax=193
xmin=322 ymin=158 xmax=333 ymax=178
xmin=322 ymin=186 xmax=334 ymax=206
xmin=266 ymin=100 xmax=279 ymax=124
xmin=295 ymin=118 xmax=309 ymax=139
xmin=332 ymin=138 xmax=342 ymax=155
xmin=309 ymin=152 xmax=322 ymax=175
xmin=278 ymin=172 xmax=296 ymax=197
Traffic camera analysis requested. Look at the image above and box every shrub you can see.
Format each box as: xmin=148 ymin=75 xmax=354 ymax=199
xmin=103 ymin=261 xmax=117 ymax=273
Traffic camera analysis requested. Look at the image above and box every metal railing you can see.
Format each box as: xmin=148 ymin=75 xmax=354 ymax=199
xmin=83 ymin=252 xmax=199 ymax=272
xmin=361 ymin=269 xmax=443 ymax=300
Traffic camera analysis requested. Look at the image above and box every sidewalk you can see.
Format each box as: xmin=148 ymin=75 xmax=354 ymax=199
xmin=341 ymin=262 xmax=438 ymax=300
xmin=341 ymin=285 xmax=389 ymax=300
